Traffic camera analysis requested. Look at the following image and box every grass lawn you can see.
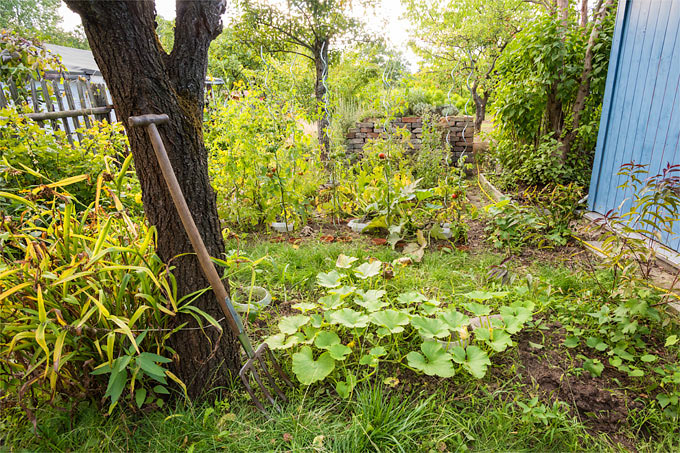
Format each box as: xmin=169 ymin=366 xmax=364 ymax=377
xmin=4 ymin=217 xmax=680 ymax=452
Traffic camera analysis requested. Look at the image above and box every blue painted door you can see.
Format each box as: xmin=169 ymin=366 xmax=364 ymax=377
xmin=589 ymin=0 xmax=680 ymax=251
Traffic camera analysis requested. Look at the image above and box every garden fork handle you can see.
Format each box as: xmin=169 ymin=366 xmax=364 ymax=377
xmin=128 ymin=114 xmax=244 ymax=342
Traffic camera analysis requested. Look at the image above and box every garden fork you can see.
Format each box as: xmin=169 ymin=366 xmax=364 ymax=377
xmin=129 ymin=113 xmax=294 ymax=412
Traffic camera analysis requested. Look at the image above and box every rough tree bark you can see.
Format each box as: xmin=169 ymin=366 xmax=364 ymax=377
xmin=470 ymin=82 xmax=489 ymax=133
xmin=560 ymin=0 xmax=614 ymax=155
xmin=580 ymin=0 xmax=589 ymax=28
xmin=64 ymin=0 xmax=240 ymax=398
xmin=314 ymin=39 xmax=330 ymax=161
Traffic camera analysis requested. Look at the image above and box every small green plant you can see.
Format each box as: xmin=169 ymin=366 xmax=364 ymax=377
xmin=594 ymin=162 xmax=680 ymax=285
xmin=263 ymin=255 xmax=533 ymax=397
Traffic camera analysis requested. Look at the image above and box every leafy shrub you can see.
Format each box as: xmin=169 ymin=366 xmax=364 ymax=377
xmin=488 ymin=134 xmax=592 ymax=189
xmin=0 ymin=30 xmax=64 ymax=104
xmin=412 ymin=102 xmax=435 ymax=116
xmin=0 ymin=168 xmax=216 ymax=421
xmin=591 ymin=162 xmax=680 ymax=287
xmin=0 ymin=109 xmax=132 ymax=210
xmin=413 ymin=113 xmax=447 ymax=187
xmin=205 ymin=86 xmax=323 ymax=229
xmin=490 ymin=11 xmax=615 ymax=187
xmin=439 ymin=104 xmax=459 ymax=117
xmin=264 ymin=256 xmax=533 ymax=396
xmin=485 ymin=185 xmax=583 ymax=251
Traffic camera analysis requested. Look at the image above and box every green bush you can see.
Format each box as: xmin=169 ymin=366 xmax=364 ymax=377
xmin=0 ymin=109 xmax=132 ymax=210
xmin=205 ymin=86 xmax=323 ymax=229
xmin=0 ymin=167 xmax=220 ymax=421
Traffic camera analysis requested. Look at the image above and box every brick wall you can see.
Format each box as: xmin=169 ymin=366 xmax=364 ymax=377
xmin=345 ymin=116 xmax=474 ymax=162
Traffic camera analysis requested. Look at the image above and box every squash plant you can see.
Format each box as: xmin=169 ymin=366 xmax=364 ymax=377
xmin=264 ymin=255 xmax=533 ymax=397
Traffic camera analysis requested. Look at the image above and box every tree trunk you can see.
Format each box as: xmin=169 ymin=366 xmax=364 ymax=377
xmin=314 ymin=39 xmax=330 ymax=162
xmin=472 ymin=89 xmax=490 ymax=133
xmin=561 ymin=0 xmax=615 ymax=156
xmin=580 ymin=0 xmax=589 ymax=28
xmin=65 ymin=0 xmax=240 ymax=398
xmin=556 ymin=0 xmax=569 ymax=27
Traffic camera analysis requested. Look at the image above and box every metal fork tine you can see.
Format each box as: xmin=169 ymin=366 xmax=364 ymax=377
xmin=255 ymin=353 xmax=287 ymax=402
xmin=247 ymin=359 xmax=279 ymax=410
xmin=263 ymin=345 xmax=295 ymax=389
xmin=239 ymin=366 xmax=265 ymax=413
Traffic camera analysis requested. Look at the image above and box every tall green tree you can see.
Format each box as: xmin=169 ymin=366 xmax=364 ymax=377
xmin=0 ymin=0 xmax=89 ymax=49
xmin=405 ymin=0 xmax=533 ymax=131
xmin=0 ymin=0 xmax=60 ymax=32
xmin=234 ymin=0 xmax=374 ymax=161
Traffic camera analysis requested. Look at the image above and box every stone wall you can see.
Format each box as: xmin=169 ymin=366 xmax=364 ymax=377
xmin=345 ymin=116 xmax=474 ymax=162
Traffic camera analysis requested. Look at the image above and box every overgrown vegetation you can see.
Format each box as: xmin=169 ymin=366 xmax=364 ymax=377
xmin=2 ymin=2 xmax=680 ymax=451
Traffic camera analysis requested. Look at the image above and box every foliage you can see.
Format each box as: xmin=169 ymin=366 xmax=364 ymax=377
xmin=264 ymin=255 xmax=532 ymax=394
xmin=489 ymin=7 xmax=615 ymax=186
xmin=0 ymin=29 xmax=64 ymax=103
xmin=484 ymin=184 xmax=583 ymax=251
xmin=0 ymin=165 xmax=222 ymax=420
xmin=593 ymin=162 xmax=680 ymax=285
xmin=405 ymin=0 xmax=532 ymax=128
xmin=489 ymin=134 xmax=592 ymax=188
xmin=329 ymin=127 xmax=473 ymax=244
xmin=205 ymin=86 xmax=322 ymax=228
xmin=0 ymin=110 xmax=133 ymax=211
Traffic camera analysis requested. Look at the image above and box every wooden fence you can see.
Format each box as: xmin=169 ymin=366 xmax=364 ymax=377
xmin=0 ymin=76 xmax=116 ymax=146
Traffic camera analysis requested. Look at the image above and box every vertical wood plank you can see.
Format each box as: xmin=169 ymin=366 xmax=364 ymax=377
xmin=63 ymin=80 xmax=83 ymax=142
xmin=90 ymin=83 xmax=111 ymax=123
xmin=589 ymin=0 xmax=631 ymax=211
xmin=600 ymin=0 xmax=649 ymax=213
xmin=7 ymin=79 xmax=20 ymax=104
xmin=29 ymin=79 xmax=45 ymax=127
xmin=40 ymin=79 xmax=60 ymax=131
xmin=52 ymin=80 xmax=74 ymax=146
xmin=0 ymin=84 xmax=8 ymax=108
xmin=76 ymin=80 xmax=92 ymax=129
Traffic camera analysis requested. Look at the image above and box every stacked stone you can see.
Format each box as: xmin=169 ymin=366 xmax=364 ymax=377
xmin=345 ymin=116 xmax=474 ymax=162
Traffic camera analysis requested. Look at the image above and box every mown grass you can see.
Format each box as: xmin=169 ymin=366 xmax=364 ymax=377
xmin=3 ymin=234 xmax=680 ymax=452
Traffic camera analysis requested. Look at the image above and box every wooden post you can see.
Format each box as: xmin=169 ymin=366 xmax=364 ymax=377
xmin=29 ymin=79 xmax=44 ymax=127
xmin=52 ymin=80 xmax=75 ymax=146
xmin=76 ymin=80 xmax=92 ymax=129
xmin=40 ymin=79 xmax=60 ymax=132
xmin=63 ymin=80 xmax=83 ymax=141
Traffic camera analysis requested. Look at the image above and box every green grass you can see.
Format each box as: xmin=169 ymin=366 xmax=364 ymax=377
xmin=2 ymin=384 xmax=608 ymax=452
xmin=3 ymin=234 xmax=680 ymax=452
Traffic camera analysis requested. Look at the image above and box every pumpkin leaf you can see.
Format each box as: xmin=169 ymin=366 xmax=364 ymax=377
xmin=354 ymin=260 xmax=382 ymax=279
xmin=411 ymin=316 xmax=450 ymax=339
xmin=329 ymin=308 xmax=369 ymax=328
xmin=292 ymin=346 xmax=335 ymax=385
xmin=278 ymin=315 xmax=310 ymax=335
xmin=406 ymin=341 xmax=455 ymax=377
xmin=317 ymin=270 xmax=343 ymax=288
xmin=336 ymin=254 xmax=358 ymax=268
xmin=369 ymin=309 xmax=410 ymax=333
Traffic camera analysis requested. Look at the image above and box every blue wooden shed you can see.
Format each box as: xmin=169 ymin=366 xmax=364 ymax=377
xmin=589 ymin=0 xmax=680 ymax=251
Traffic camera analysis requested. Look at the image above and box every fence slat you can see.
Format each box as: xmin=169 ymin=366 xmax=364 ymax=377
xmin=29 ymin=80 xmax=44 ymax=127
xmin=40 ymin=80 xmax=59 ymax=131
xmin=62 ymin=80 xmax=83 ymax=142
xmin=0 ymin=85 xmax=7 ymax=108
xmin=76 ymin=80 xmax=92 ymax=129
xmin=52 ymin=80 xmax=74 ymax=146
xmin=7 ymin=79 xmax=20 ymax=104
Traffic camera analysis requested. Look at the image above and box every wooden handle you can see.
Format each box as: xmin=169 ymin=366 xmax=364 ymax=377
xmin=129 ymin=114 xmax=169 ymax=127
xmin=133 ymin=120 xmax=240 ymax=336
